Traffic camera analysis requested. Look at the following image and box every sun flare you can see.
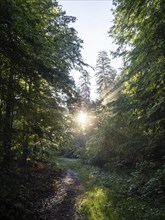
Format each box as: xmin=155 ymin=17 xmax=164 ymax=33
xmin=77 ymin=111 xmax=88 ymax=125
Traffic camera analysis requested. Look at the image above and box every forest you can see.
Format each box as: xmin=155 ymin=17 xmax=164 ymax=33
xmin=0 ymin=0 xmax=165 ymax=219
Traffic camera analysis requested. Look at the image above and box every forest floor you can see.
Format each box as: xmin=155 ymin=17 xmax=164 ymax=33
xmin=42 ymin=169 xmax=85 ymax=220
xmin=1 ymin=157 xmax=164 ymax=220
xmin=0 ymin=159 xmax=85 ymax=220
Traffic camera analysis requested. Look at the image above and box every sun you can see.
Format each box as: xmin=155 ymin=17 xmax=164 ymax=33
xmin=76 ymin=111 xmax=88 ymax=125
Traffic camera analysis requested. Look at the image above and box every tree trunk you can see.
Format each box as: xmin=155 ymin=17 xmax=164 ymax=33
xmin=3 ymin=70 xmax=14 ymax=164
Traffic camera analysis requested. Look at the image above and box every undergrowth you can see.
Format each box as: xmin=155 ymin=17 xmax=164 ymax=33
xmin=53 ymin=156 xmax=165 ymax=220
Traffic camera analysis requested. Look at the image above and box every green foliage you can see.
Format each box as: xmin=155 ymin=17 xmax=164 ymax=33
xmin=82 ymin=1 xmax=165 ymax=218
xmin=109 ymin=0 xmax=165 ymax=160
xmin=0 ymin=0 xmax=85 ymax=164
xmin=109 ymin=164 xmax=165 ymax=220
xmin=85 ymin=0 xmax=165 ymax=178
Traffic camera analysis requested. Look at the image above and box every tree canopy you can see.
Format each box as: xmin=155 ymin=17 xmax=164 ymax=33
xmin=0 ymin=0 xmax=85 ymax=164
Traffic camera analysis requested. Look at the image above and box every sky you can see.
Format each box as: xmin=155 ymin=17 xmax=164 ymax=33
xmin=58 ymin=0 xmax=122 ymax=99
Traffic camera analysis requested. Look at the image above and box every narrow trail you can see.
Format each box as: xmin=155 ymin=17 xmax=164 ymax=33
xmin=40 ymin=170 xmax=85 ymax=220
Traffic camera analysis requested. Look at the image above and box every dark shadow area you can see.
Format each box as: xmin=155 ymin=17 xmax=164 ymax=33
xmin=0 ymin=160 xmax=63 ymax=220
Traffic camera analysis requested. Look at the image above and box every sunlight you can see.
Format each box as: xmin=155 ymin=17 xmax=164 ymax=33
xmin=76 ymin=111 xmax=88 ymax=126
xmin=80 ymin=186 xmax=118 ymax=220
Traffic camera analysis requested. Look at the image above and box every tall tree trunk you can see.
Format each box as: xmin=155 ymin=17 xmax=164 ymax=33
xmin=3 ymin=70 xmax=14 ymax=164
xmin=21 ymin=76 xmax=33 ymax=164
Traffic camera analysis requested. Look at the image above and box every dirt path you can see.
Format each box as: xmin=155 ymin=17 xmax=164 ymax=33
xmin=40 ymin=170 xmax=85 ymax=220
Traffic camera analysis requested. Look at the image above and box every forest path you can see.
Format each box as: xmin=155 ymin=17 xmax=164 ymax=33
xmin=35 ymin=155 xmax=119 ymax=220
xmin=41 ymin=168 xmax=85 ymax=220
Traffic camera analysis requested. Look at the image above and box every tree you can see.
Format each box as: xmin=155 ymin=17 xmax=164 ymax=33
xmin=110 ymin=0 xmax=165 ymax=163
xmin=78 ymin=69 xmax=91 ymax=109
xmin=95 ymin=51 xmax=117 ymax=101
xmin=0 ymin=0 xmax=85 ymax=164
xmin=86 ymin=0 xmax=165 ymax=170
